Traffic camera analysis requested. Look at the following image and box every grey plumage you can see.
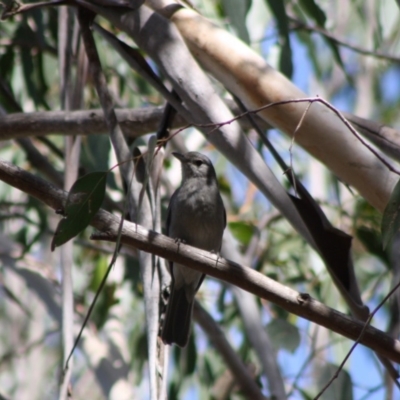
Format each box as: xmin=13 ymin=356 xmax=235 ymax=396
xmin=161 ymin=152 xmax=226 ymax=347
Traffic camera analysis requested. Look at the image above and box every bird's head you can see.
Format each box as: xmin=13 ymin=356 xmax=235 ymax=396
xmin=172 ymin=152 xmax=217 ymax=183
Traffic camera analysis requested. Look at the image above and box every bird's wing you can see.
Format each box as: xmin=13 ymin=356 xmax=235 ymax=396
xmin=166 ymin=189 xmax=178 ymax=236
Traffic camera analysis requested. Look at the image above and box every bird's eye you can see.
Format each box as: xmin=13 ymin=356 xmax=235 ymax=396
xmin=194 ymin=160 xmax=203 ymax=167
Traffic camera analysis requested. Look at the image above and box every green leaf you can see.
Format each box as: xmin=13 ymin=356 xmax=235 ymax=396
xmin=134 ymin=330 xmax=148 ymax=374
xmin=91 ymin=282 xmax=118 ymax=329
xmin=266 ymin=318 xmax=300 ymax=353
xmin=185 ymin=332 xmax=197 ymax=375
xmin=382 ymin=178 xmax=400 ymax=249
xmin=265 ymin=0 xmax=288 ymax=34
xmin=203 ymin=356 xmax=215 ymax=385
xmin=51 ymin=171 xmax=107 ymax=250
xmin=124 ymin=255 xmax=142 ymax=294
xmin=228 ymin=221 xmax=255 ymax=246
xmin=17 ymin=19 xmax=49 ymax=109
xmin=168 ymin=381 xmax=179 ymax=400
xmin=217 ymin=175 xmax=232 ymax=196
xmin=325 ymin=37 xmax=348 ymax=79
xmin=356 ymin=226 xmax=390 ymax=268
xmin=265 ymin=0 xmax=293 ymax=77
xmin=89 ymin=255 xmax=109 ymax=292
xmin=298 ymin=0 xmax=326 ymax=27
xmin=293 ymin=1 xmax=349 ymax=82
xmin=82 ymin=134 xmax=118 ymax=190
xmin=0 ymin=45 xmax=15 ymax=83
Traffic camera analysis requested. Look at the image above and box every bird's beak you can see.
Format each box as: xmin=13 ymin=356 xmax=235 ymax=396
xmin=172 ymin=152 xmax=186 ymax=163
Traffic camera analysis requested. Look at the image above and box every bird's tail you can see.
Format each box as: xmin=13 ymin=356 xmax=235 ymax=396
xmin=161 ymin=285 xmax=194 ymax=348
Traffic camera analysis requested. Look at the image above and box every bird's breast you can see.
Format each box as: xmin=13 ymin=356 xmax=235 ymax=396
xmin=169 ymin=183 xmax=224 ymax=252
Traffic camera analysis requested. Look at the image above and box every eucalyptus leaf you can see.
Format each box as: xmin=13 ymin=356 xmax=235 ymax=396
xmin=298 ymin=0 xmax=326 ymax=27
xmin=265 ymin=0 xmax=293 ymax=77
xmin=51 ymin=171 xmax=107 ymax=250
xmin=356 ymin=226 xmax=390 ymax=267
xmin=185 ymin=332 xmax=197 ymax=375
xmin=228 ymin=221 xmax=255 ymax=246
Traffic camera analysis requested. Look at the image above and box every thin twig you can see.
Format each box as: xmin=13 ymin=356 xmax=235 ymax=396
xmin=199 ymin=96 xmax=400 ymax=176
xmin=288 ymin=17 xmax=400 ymax=63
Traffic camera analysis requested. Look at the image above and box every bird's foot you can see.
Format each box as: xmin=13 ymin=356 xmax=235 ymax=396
xmin=174 ymin=237 xmax=186 ymax=251
xmin=210 ymin=249 xmax=223 ymax=265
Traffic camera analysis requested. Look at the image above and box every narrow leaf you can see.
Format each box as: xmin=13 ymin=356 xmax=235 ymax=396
xmin=51 ymin=171 xmax=107 ymax=250
xmin=295 ymin=1 xmax=349 ymax=81
xmin=356 ymin=226 xmax=390 ymax=267
xmin=298 ymin=0 xmax=326 ymax=27
xmin=265 ymin=0 xmax=293 ymax=77
xmin=228 ymin=221 xmax=255 ymax=246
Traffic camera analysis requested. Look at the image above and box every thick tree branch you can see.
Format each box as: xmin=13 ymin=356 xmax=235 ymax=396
xmin=2 ymin=107 xmax=400 ymax=171
xmin=148 ymin=0 xmax=398 ymax=212
xmin=0 ymin=102 xmax=269 ymax=141
xmin=0 ymin=108 xmax=163 ymax=140
xmin=1 ymin=159 xmax=400 ymax=364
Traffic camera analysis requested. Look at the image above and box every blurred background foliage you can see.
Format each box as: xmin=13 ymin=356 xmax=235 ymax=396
xmin=1 ymin=0 xmax=400 ymax=399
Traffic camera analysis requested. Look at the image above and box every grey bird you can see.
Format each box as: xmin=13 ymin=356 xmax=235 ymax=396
xmin=161 ymin=151 xmax=226 ymax=347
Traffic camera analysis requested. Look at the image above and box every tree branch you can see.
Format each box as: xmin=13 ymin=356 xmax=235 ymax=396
xmin=0 ymin=108 xmax=168 ymax=140
xmin=1 ymin=159 xmax=400 ymax=364
xmin=288 ymin=17 xmax=400 ymax=63
xmin=343 ymin=112 xmax=400 ymax=163
xmin=150 ymin=1 xmax=398 ymax=212
xmin=0 ymin=102 xmax=269 ymax=141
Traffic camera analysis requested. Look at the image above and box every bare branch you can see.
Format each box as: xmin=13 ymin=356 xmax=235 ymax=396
xmin=156 ymin=2 xmax=398 ymax=211
xmin=344 ymin=112 xmax=400 ymax=163
xmin=0 ymin=108 xmax=166 ymax=140
xmin=0 ymin=101 xmax=269 ymax=141
xmin=1 ymin=159 xmax=400 ymax=364
xmin=288 ymin=17 xmax=400 ymax=63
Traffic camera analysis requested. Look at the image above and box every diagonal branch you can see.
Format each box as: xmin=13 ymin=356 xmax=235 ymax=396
xmin=288 ymin=17 xmax=400 ymax=63
xmin=0 ymin=101 xmax=269 ymax=140
xmin=1 ymin=159 xmax=400 ymax=364
xmin=150 ymin=1 xmax=398 ymax=212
